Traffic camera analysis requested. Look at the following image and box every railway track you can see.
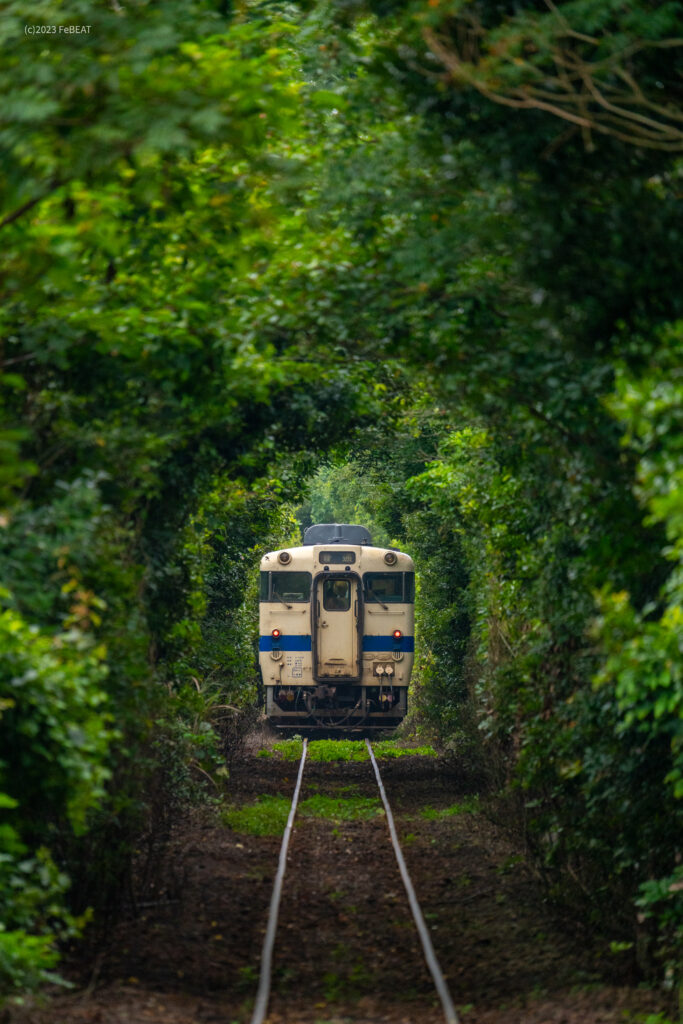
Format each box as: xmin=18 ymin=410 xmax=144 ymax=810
xmin=250 ymin=739 xmax=459 ymax=1024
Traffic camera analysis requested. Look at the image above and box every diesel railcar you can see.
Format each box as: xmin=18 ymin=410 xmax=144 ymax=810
xmin=259 ymin=523 xmax=415 ymax=730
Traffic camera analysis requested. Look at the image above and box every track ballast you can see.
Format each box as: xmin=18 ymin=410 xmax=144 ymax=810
xmin=250 ymin=740 xmax=458 ymax=1024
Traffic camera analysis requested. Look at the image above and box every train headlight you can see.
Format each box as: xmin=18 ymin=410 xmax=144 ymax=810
xmin=384 ymin=551 xmax=397 ymax=565
xmin=392 ymin=629 xmax=402 ymax=640
xmin=278 ymin=551 xmax=292 ymax=564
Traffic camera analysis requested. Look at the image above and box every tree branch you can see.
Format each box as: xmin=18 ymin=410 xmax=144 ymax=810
xmin=422 ymin=24 xmax=683 ymax=153
xmin=0 ymin=180 xmax=63 ymax=231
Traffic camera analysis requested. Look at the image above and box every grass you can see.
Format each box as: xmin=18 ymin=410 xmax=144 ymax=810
xmin=420 ymin=796 xmax=479 ymax=819
xmin=222 ymin=792 xmax=382 ymax=835
xmin=221 ymin=795 xmax=291 ymax=835
xmin=322 ymin=946 xmax=372 ymax=1001
xmin=322 ymin=961 xmax=372 ymax=1001
xmin=299 ymin=794 xmax=382 ymax=821
xmin=236 ymin=965 xmax=258 ymax=992
xmin=497 ymin=853 xmax=523 ymax=875
xmin=259 ymin=738 xmax=437 ymax=762
xmin=373 ymin=739 xmax=437 ymax=759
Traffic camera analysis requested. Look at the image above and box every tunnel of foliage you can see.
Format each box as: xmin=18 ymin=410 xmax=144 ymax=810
xmin=0 ymin=0 xmax=681 ymax=1000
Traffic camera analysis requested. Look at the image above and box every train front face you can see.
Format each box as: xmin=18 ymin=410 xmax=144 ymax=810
xmin=259 ymin=532 xmax=414 ymax=730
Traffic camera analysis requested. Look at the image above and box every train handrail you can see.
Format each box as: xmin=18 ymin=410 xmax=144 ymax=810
xmin=250 ymin=738 xmax=308 ymax=1024
xmin=366 ymin=739 xmax=460 ymax=1024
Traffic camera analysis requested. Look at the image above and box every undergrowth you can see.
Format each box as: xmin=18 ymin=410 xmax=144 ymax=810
xmin=300 ymin=794 xmax=381 ymax=821
xmin=420 ymin=797 xmax=480 ymax=819
xmin=221 ymin=795 xmax=291 ymax=836
xmin=257 ymin=738 xmax=437 ymax=762
xmin=222 ymin=793 xmax=383 ymax=834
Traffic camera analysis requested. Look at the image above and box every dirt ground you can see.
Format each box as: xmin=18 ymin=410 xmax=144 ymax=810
xmin=9 ymin=743 xmax=673 ymax=1024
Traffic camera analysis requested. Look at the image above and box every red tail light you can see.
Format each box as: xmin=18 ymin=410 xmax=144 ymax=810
xmin=272 ymin=628 xmax=281 ymax=639
xmin=392 ymin=629 xmax=402 ymax=640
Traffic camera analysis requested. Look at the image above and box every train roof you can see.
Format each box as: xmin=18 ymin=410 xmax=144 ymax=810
xmin=302 ymin=523 xmax=372 ymax=546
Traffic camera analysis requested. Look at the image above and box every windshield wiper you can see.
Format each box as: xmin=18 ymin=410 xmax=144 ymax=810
xmin=273 ymin=591 xmax=292 ymax=610
xmin=367 ymin=586 xmax=388 ymax=611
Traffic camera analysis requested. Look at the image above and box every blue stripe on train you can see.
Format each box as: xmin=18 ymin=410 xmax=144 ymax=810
xmin=259 ymin=635 xmax=312 ymax=652
xmin=362 ymin=635 xmax=415 ymax=653
xmin=259 ymin=635 xmax=414 ymax=653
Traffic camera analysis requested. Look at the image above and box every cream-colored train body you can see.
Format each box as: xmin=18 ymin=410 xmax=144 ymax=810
xmin=259 ymin=524 xmax=414 ymax=730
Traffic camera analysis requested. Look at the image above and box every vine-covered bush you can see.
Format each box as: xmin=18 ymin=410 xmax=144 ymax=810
xmin=594 ymin=327 xmax=683 ymax=976
xmin=0 ymin=603 xmax=112 ymax=993
xmin=404 ymin=399 xmax=681 ymax=977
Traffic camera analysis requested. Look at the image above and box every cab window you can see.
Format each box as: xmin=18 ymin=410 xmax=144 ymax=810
xmin=323 ymin=578 xmax=351 ymax=612
xmin=364 ymin=572 xmax=414 ymax=604
xmin=260 ymin=571 xmax=311 ymax=603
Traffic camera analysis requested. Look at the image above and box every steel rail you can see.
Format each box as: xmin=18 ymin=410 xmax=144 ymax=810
xmin=250 ymin=738 xmax=308 ymax=1024
xmin=366 ymin=739 xmax=460 ymax=1024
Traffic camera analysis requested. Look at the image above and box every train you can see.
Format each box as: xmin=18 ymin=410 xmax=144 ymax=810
xmin=259 ymin=523 xmax=415 ymax=730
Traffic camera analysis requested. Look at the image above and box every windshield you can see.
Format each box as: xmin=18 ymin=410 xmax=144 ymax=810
xmin=364 ymin=572 xmax=414 ymax=604
xmin=260 ymin=571 xmax=311 ymax=603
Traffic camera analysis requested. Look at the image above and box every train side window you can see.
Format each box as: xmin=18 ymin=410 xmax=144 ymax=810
xmin=363 ymin=572 xmax=415 ymax=603
xmin=363 ymin=572 xmax=403 ymax=603
xmin=270 ymin=572 xmax=312 ymax=603
xmin=259 ymin=572 xmax=269 ymax=601
xmin=323 ymin=578 xmax=351 ymax=612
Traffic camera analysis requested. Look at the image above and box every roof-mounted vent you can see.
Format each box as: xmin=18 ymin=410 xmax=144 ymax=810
xmin=303 ymin=523 xmax=372 ymax=546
